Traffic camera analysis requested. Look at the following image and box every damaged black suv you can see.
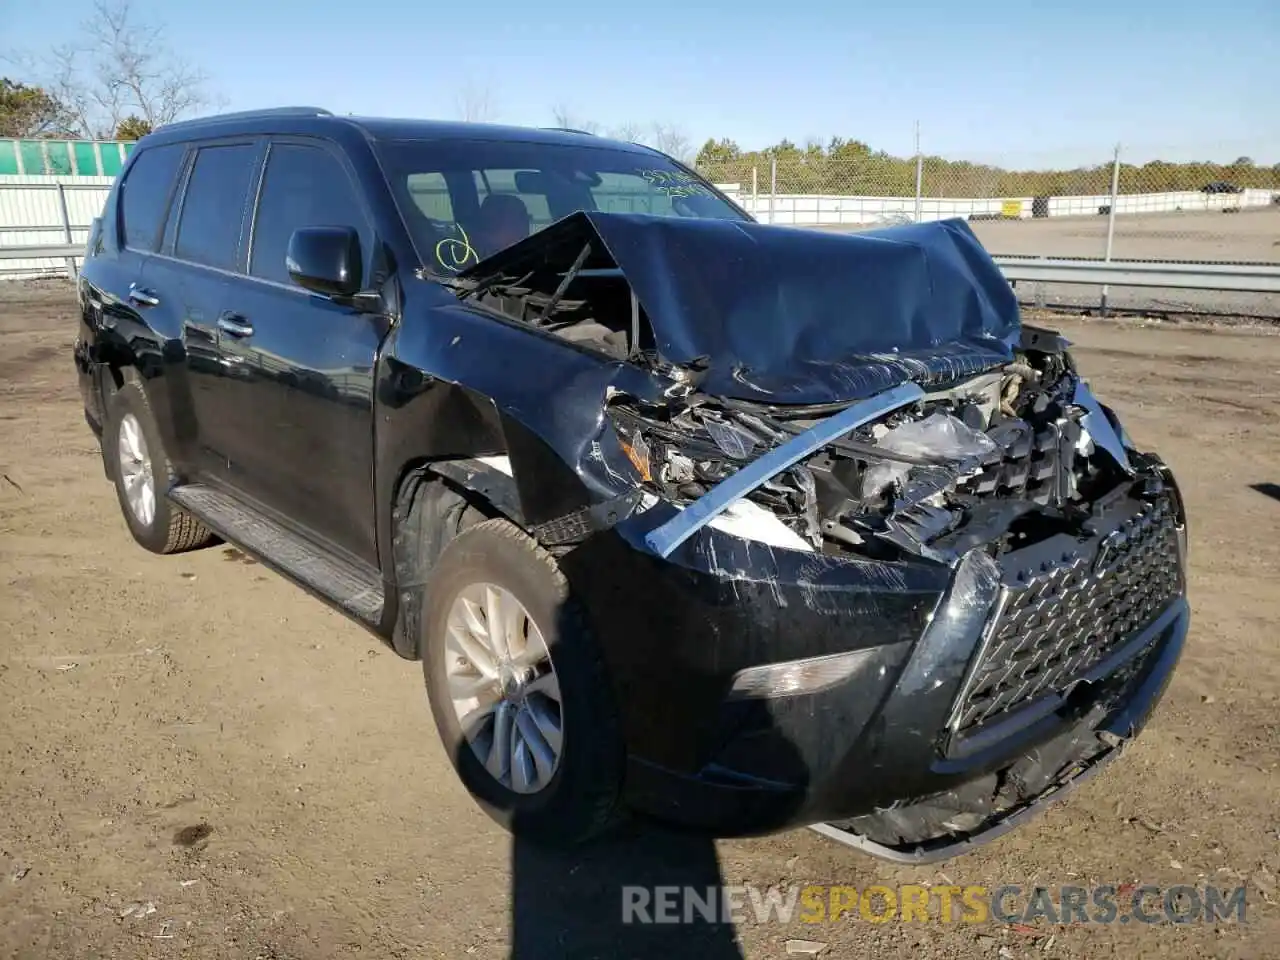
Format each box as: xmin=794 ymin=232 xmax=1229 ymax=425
xmin=74 ymin=107 xmax=1189 ymax=861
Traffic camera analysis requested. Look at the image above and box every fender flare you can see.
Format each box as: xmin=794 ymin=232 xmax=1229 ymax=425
xmin=425 ymin=457 xmax=525 ymax=526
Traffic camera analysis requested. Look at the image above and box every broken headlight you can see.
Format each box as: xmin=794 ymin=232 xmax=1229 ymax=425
xmin=609 ymin=405 xmax=818 ymax=552
xmin=613 ymin=408 xmax=754 ymax=497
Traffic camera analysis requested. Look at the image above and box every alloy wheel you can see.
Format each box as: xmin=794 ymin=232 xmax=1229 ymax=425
xmin=117 ymin=412 xmax=156 ymax=527
xmin=445 ymin=583 xmax=563 ymax=794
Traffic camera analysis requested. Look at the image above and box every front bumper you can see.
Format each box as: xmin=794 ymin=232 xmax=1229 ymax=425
xmin=559 ymin=486 xmax=1188 ymax=850
xmin=814 ymin=595 xmax=1188 ymax=862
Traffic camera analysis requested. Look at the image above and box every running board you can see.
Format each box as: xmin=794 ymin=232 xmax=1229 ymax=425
xmin=169 ymin=483 xmax=384 ymax=627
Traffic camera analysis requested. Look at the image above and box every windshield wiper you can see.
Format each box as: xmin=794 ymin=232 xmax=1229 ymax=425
xmin=439 ymin=267 xmax=536 ymax=303
xmin=535 ymin=241 xmax=592 ymax=326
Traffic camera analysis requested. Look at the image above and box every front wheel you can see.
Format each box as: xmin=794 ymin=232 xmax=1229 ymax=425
xmin=420 ymin=518 xmax=624 ymax=847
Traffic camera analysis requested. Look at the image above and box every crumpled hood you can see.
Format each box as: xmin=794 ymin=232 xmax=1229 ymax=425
xmin=458 ymin=211 xmax=1021 ymax=405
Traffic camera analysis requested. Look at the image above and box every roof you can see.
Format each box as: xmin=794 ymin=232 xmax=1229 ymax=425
xmin=349 ymin=116 xmax=651 ymax=151
xmin=145 ymin=107 xmax=660 ymax=156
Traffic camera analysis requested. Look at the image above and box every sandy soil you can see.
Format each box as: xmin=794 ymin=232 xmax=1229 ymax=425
xmin=970 ymin=207 xmax=1280 ymax=264
xmin=1 ymin=283 xmax=1278 ymax=960
xmin=828 ymin=208 xmax=1280 ymax=318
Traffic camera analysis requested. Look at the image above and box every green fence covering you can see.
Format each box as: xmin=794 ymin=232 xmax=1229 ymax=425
xmin=0 ymin=140 xmax=17 ymax=175
xmin=0 ymin=138 xmax=133 ymax=176
xmin=73 ymin=142 xmax=99 ymax=176
xmin=18 ymin=141 xmax=46 ymax=175
xmin=99 ymin=143 xmax=124 ymax=176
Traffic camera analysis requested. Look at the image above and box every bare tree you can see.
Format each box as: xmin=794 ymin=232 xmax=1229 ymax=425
xmin=15 ymin=0 xmax=216 ymax=138
xmin=456 ymin=81 xmax=496 ymax=123
xmin=608 ymin=121 xmax=645 ymax=143
xmin=549 ymin=103 xmax=600 ymax=135
xmin=649 ymin=123 xmax=693 ymax=163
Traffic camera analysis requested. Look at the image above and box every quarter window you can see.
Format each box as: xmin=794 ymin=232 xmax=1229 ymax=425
xmin=119 ymin=143 xmax=186 ymax=252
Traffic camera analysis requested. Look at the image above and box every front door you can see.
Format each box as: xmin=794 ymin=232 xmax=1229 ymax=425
xmin=213 ymin=138 xmax=383 ymax=567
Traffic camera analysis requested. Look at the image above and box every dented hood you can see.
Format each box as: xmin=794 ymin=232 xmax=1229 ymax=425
xmin=458 ymin=211 xmax=1021 ymax=404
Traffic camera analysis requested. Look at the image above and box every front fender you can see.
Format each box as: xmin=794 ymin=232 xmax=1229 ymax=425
xmin=373 ymin=295 xmax=670 ymax=584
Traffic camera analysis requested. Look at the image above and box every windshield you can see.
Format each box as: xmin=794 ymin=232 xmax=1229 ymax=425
xmin=374 ymin=138 xmax=748 ymax=273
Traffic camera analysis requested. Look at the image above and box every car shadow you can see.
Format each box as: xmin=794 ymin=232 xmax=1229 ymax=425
xmin=509 ymin=824 xmax=745 ymax=959
xmin=495 ymin=540 xmax=812 ymax=958
xmin=1249 ymin=482 xmax=1280 ymax=502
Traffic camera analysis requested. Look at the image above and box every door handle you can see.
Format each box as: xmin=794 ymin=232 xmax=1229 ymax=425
xmin=216 ymin=314 xmax=254 ymax=338
xmin=128 ymin=283 xmax=160 ymax=307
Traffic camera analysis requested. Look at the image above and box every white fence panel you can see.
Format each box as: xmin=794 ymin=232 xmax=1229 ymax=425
xmin=0 ymin=176 xmax=113 ymax=275
xmin=2 ymin=174 xmax=1278 ymax=277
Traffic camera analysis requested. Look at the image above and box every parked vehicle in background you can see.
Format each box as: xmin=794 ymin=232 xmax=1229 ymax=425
xmin=72 ymin=107 xmax=1191 ymax=861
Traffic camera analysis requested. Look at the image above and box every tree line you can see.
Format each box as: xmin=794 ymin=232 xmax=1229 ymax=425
xmin=693 ymin=138 xmax=1280 ymax=198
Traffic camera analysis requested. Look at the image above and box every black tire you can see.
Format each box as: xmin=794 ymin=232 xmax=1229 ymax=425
xmin=104 ymin=379 xmax=214 ymax=555
xmin=421 ymin=517 xmax=624 ymax=847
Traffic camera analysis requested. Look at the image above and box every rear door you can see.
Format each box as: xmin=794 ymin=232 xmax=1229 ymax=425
xmin=145 ymin=139 xmax=262 ymax=482
xmin=77 ymin=142 xmax=187 ymax=440
xmin=213 ymin=137 xmax=384 ymax=566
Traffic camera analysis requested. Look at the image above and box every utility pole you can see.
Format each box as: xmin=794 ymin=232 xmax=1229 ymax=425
xmin=914 ymin=121 xmax=923 ymax=223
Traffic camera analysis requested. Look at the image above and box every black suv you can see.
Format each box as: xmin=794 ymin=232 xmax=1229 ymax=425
xmin=74 ymin=107 xmax=1190 ymax=861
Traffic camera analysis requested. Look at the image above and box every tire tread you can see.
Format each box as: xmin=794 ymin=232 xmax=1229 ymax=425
xmin=107 ymin=379 xmax=215 ymax=555
xmin=469 ymin=518 xmax=621 ymax=843
xmin=419 ymin=515 xmax=624 ymax=847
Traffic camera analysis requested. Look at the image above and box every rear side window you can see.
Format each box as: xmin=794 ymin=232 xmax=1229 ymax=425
xmin=119 ymin=144 xmax=186 ymax=251
xmin=174 ymin=143 xmax=257 ymax=270
xmin=249 ymin=143 xmax=369 ymax=285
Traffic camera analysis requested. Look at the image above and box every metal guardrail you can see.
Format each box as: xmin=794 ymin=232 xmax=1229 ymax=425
xmin=0 ymin=244 xmax=84 ymax=259
xmin=0 ymin=242 xmax=83 ymax=279
xmin=3 ymin=243 xmax=1280 ymax=295
xmin=993 ymin=257 xmax=1280 ymax=293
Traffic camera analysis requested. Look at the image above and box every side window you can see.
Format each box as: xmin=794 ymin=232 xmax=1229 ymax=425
xmin=407 ymin=172 xmax=454 ymax=221
xmin=473 ymin=170 xmax=554 ymax=229
xmin=592 ymin=172 xmax=677 ymax=216
xmin=174 ymin=143 xmax=257 ymax=270
xmin=119 ymin=143 xmax=186 ymax=251
xmin=250 ymin=143 xmax=370 ymax=285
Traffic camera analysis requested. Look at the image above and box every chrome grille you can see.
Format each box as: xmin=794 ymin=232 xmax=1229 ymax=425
xmin=953 ymin=499 xmax=1182 ymax=733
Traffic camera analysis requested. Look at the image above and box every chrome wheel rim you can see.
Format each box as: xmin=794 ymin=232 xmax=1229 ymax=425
xmin=117 ymin=412 xmax=155 ymax=527
xmin=445 ymin=583 xmax=563 ymax=795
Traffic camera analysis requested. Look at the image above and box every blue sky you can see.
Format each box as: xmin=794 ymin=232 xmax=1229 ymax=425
xmin=7 ymin=0 xmax=1277 ymax=166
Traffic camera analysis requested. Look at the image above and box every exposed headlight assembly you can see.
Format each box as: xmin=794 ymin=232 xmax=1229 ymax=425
xmin=612 ymin=407 xmax=818 ymax=552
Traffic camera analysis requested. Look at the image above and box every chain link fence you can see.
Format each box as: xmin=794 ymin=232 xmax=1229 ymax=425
xmin=697 ymin=148 xmax=1280 ymax=265
xmin=697 ymin=145 xmax=1280 ymax=316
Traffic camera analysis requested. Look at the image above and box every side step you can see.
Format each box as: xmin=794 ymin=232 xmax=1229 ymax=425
xmin=169 ymin=483 xmax=384 ymax=627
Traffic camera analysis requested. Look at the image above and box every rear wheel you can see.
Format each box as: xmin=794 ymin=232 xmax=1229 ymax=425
xmin=105 ymin=380 xmax=214 ymax=555
xmin=420 ymin=518 xmax=624 ymax=847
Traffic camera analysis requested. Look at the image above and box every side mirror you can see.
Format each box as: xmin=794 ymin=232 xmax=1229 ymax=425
xmin=286 ymin=226 xmax=363 ymax=298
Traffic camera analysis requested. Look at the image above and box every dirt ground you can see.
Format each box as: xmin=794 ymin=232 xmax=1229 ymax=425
xmin=838 ymin=207 xmax=1280 ymax=319
xmin=969 ymin=207 xmax=1280 ymax=264
xmin=1 ymin=283 xmax=1278 ymax=960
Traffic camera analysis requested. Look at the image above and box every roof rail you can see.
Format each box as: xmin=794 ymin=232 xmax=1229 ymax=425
xmin=157 ymin=107 xmax=334 ymax=131
xmin=542 ymin=126 xmax=597 ymax=136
